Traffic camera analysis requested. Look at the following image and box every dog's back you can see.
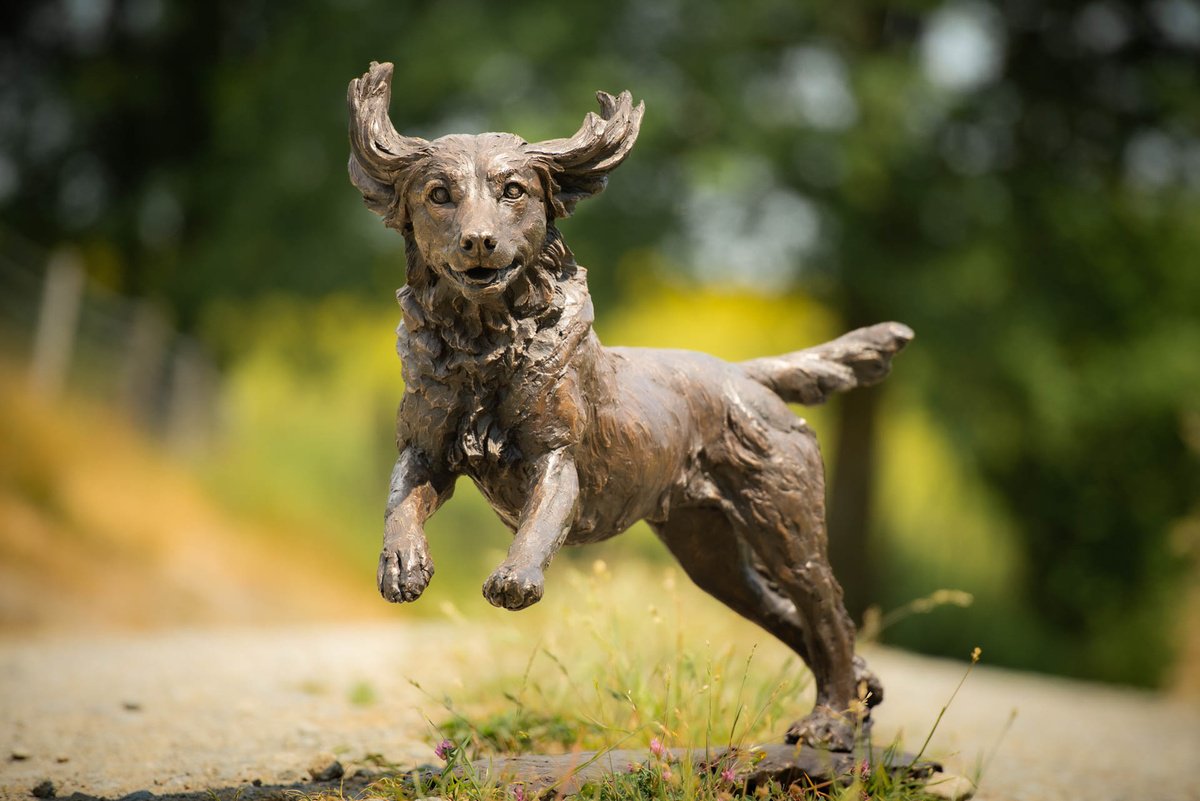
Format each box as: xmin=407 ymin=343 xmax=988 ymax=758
xmin=564 ymin=329 xmax=911 ymax=545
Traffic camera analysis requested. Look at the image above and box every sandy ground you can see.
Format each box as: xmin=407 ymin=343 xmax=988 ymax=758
xmin=864 ymin=646 xmax=1200 ymax=801
xmin=0 ymin=623 xmax=1197 ymax=801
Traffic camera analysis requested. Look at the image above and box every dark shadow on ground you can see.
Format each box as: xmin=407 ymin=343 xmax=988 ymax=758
xmin=46 ymin=770 xmax=397 ymax=801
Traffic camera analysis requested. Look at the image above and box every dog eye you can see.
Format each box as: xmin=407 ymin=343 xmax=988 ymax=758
xmin=503 ymin=182 xmax=524 ymax=199
xmin=429 ymin=186 xmax=451 ymax=204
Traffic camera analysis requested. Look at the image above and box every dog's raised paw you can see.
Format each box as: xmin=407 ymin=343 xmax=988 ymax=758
xmin=376 ymin=545 xmax=433 ymax=603
xmin=482 ymin=564 xmax=545 ymax=611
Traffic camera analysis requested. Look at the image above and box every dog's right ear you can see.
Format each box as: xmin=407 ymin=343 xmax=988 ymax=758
xmin=348 ymin=61 xmax=429 ymax=231
xmin=526 ymin=91 xmax=645 ymax=218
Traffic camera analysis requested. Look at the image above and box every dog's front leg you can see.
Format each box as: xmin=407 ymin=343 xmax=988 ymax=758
xmin=483 ymin=449 xmax=579 ymax=611
xmin=378 ymin=447 xmax=454 ymax=603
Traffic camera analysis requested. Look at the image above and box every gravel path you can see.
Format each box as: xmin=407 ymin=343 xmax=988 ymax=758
xmin=863 ymin=646 xmax=1200 ymax=801
xmin=1 ymin=623 xmax=1197 ymax=801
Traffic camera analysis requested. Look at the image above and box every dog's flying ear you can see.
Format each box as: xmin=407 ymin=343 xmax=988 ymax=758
xmin=348 ymin=61 xmax=429 ymax=230
xmin=526 ymin=91 xmax=645 ymax=218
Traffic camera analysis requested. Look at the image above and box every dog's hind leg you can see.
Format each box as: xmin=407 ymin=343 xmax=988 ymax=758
xmin=740 ymin=551 xmax=884 ymax=713
xmin=712 ymin=424 xmax=876 ymax=750
xmin=653 ymin=503 xmax=881 ymax=750
xmin=651 ymin=505 xmax=815 ymax=661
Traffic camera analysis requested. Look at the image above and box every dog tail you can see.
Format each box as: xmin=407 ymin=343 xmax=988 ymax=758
xmin=740 ymin=322 xmax=914 ymax=405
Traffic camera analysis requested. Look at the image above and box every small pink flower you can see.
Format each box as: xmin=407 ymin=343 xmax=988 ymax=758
xmin=857 ymin=758 xmax=870 ymax=779
xmin=661 ymin=767 xmax=674 ymax=782
xmin=434 ymin=739 xmax=454 ymax=761
xmin=627 ymin=762 xmax=638 ymax=773
xmin=649 ymin=737 xmax=664 ymax=758
xmin=512 ymin=785 xmax=526 ymax=801
xmin=720 ymin=767 xmax=736 ymax=784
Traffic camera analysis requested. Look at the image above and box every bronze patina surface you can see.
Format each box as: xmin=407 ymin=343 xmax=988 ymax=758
xmin=347 ymin=62 xmax=912 ymax=751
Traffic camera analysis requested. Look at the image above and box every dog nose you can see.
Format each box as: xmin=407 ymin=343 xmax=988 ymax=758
xmin=460 ymin=232 xmax=497 ymax=254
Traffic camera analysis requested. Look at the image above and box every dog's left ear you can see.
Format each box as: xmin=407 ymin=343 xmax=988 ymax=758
xmin=526 ymin=91 xmax=644 ymax=218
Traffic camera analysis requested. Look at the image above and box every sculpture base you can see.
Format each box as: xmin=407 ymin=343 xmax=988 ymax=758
xmin=434 ymin=743 xmax=966 ymax=797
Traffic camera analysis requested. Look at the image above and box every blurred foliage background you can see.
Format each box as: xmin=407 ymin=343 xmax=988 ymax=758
xmin=1 ymin=0 xmax=1198 ymax=690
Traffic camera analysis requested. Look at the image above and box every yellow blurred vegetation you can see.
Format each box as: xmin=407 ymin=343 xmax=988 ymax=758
xmin=0 ymin=362 xmax=384 ymax=633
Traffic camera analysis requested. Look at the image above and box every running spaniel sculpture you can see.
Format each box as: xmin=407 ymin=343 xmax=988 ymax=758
xmin=348 ymin=62 xmax=912 ymax=750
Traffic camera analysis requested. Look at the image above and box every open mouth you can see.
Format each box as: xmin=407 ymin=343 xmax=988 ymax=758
xmin=453 ymin=259 xmax=519 ymax=288
xmin=467 ymin=266 xmax=499 ymax=282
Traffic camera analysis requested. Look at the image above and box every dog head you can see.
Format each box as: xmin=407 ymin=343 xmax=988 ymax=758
xmin=348 ymin=62 xmax=643 ymax=302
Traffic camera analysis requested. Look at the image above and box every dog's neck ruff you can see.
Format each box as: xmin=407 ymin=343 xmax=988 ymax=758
xmin=395 ymin=226 xmax=593 ymax=473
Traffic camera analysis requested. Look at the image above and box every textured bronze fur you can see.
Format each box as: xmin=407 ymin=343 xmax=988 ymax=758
xmin=348 ymin=62 xmax=913 ymax=750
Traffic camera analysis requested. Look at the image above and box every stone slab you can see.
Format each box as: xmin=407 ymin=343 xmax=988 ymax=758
xmin=459 ymin=744 xmax=942 ymax=796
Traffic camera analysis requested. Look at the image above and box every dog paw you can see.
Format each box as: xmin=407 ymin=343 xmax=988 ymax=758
xmin=482 ymin=564 xmax=544 ymax=610
xmin=377 ymin=543 xmax=434 ymax=603
xmin=784 ymin=706 xmax=859 ymax=752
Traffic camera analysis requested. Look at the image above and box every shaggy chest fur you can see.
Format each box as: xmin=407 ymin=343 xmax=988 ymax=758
xmin=394 ymin=243 xmax=593 ymax=488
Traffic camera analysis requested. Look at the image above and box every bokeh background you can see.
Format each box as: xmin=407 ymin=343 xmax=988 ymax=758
xmin=1 ymin=0 xmax=1197 ymax=692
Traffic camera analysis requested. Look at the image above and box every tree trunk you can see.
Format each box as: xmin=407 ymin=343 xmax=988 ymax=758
xmin=826 ymin=383 xmax=881 ymax=625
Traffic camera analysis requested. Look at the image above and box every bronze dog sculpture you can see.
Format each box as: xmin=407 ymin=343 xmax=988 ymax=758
xmin=348 ymin=62 xmax=912 ymax=751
